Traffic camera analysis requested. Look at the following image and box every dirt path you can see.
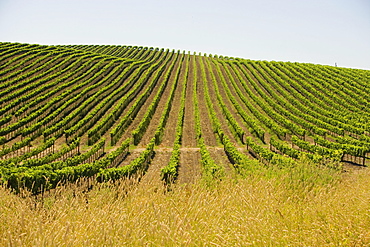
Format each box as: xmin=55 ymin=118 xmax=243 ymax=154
xmin=207 ymin=147 xmax=235 ymax=177
xmin=117 ymin=151 xmax=141 ymax=167
xmin=94 ymin=65 xmax=148 ymax=147
xmin=182 ymin=55 xmax=197 ymax=147
xmin=138 ymin=150 xmax=172 ymax=187
xmin=96 ymin=53 xmax=167 ymax=147
xmin=138 ymin=53 xmax=183 ymax=147
xmin=158 ymin=54 xmax=189 ymax=148
xmin=195 ymin=57 xmax=218 ymax=146
xmin=117 ymin=53 xmax=174 ymax=144
xmin=177 ymin=149 xmax=201 ymax=184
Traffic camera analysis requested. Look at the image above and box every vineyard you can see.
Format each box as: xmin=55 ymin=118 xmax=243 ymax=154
xmin=0 ymin=42 xmax=370 ymax=193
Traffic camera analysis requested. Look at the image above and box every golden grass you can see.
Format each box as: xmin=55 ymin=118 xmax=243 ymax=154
xmin=1 ymin=164 xmax=370 ymax=246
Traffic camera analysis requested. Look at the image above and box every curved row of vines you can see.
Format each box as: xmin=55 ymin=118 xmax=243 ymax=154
xmin=0 ymin=42 xmax=369 ymax=193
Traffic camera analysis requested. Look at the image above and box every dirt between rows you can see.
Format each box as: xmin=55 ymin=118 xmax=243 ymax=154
xmin=138 ymin=53 xmax=183 ymax=147
xmin=181 ymin=56 xmax=197 ymax=147
xmin=158 ymin=54 xmax=189 ymax=148
xmin=123 ymin=146 xmax=244 ymax=184
xmin=9 ymin=49 xmax=366 ymax=190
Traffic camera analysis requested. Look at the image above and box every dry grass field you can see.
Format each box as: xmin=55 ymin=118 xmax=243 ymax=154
xmin=1 ymin=161 xmax=369 ymax=246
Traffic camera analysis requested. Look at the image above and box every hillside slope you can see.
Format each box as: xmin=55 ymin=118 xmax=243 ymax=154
xmin=0 ymin=42 xmax=369 ymax=192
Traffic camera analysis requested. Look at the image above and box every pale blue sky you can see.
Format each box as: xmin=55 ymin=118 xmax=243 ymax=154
xmin=0 ymin=0 xmax=369 ymax=69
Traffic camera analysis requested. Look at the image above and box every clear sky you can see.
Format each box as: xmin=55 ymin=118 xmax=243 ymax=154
xmin=0 ymin=0 xmax=369 ymax=70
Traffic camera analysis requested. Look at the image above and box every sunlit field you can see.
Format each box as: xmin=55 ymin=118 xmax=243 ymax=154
xmin=1 ymin=162 xmax=369 ymax=246
xmin=1 ymin=43 xmax=370 ymax=246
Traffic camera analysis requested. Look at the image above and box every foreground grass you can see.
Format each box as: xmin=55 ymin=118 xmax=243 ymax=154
xmin=1 ymin=162 xmax=370 ymax=246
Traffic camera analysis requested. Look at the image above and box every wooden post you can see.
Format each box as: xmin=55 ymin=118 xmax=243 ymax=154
xmin=363 ymin=156 xmax=365 ymax=166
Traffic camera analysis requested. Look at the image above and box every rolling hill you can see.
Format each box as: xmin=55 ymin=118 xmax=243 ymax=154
xmin=0 ymin=42 xmax=369 ymax=193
